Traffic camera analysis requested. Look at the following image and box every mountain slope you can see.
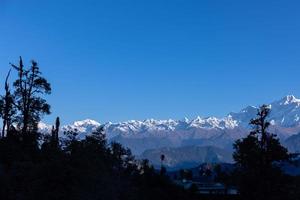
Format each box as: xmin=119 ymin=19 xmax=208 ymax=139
xmin=140 ymin=146 xmax=233 ymax=169
xmin=284 ymin=132 xmax=300 ymax=153
xmin=229 ymin=95 xmax=300 ymax=128
xmin=36 ymin=95 xmax=300 ymax=167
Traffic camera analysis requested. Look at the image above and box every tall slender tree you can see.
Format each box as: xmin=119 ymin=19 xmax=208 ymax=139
xmin=50 ymin=117 xmax=60 ymax=148
xmin=233 ymin=105 xmax=289 ymax=200
xmin=0 ymin=70 xmax=15 ymax=137
xmin=160 ymin=154 xmax=166 ymax=175
xmin=55 ymin=117 xmax=60 ymax=144
xmin=10 ymin=57 xmax=51 ymax=135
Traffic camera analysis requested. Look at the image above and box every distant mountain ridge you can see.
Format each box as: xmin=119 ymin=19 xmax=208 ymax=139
xmin=42 ymin=95 xmax=300 ymax=135
xmin=229 ymin=95 xmax=300 ymax=128
xmin=38 ymin=95 xmax=300 ymax=168
xmin=140 ymin=146 xmax=233 ymax=170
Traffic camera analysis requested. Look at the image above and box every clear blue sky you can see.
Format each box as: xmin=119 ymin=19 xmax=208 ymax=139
xmin=0 ymin=0 xmax=300 ymax=125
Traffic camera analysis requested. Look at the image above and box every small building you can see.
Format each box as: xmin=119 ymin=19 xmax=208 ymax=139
xmin=176 ymin=180 xmax=238 ymax=195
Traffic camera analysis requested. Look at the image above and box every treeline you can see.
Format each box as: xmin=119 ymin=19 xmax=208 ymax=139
xmin=0 ymin=57 xmax=300 ymax=200
xmin=0 ymin=58 xmax=196 ymax=200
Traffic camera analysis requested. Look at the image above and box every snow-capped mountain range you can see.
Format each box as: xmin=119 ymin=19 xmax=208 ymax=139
xmin=229 ymin=95 xmax=300 ymax=128
xmin=38 ymin=95 xmax=300 ymax=167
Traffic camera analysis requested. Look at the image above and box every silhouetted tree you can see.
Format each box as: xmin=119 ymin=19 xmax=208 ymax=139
xmin=0 ymin=70 xmax=15 ymax=137
xmin=41 ymin=117 xmax=61 ymax=155
xmin=160 ymin=154 xmax=165 ymax=164
xmin=233 ymin=105 xmax=290 ymax=200
xmin=52 ymin=117 xmax=60 ymax=148
xmin=160 ymin=154 xmax=166 ymax=175
xmin=11 ymin=57 xmax=51 ymax=135
xmin=0 ymin=57 xmax=200 ymax=200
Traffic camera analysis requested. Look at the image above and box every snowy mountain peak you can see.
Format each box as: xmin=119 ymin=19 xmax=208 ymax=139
xmin=188 ymin=116 xmax=237 ymax=129
xmin=34 ymin=95 xmax=300 ymax=156
xmin=182 ymin=117 xmax=190 ymax=123
xmin=38 ymin=122 xmax=53 ymax=133
xmin=73 ymin=119 xmax=100 ymax=127
xmin=38 ymin=95 xmax=300 ymax=141
xmin=192 ymin=116 xmax=203 ymax=122
xmin=62 ymin=119 xmax=101 ymax=138
xmin=229 ymin=95 xmax=300 ymax=127
xmin=279 ymin=95 xmax=300 ymax=105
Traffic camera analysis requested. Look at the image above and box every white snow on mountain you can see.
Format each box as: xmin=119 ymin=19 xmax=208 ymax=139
xmin=102 ymin=116 xmax=238 ymax=139
xmin=229 ymin=95 xmax=300 ymax=128
xmin=55 ymin=95 xmax=300 ymax=138
xmin=38 ymin=122 xmax=52 ymax=133
xmin=37 ymin=95 xmax=300 ymax=156
xmin=60 ymin=119 xmax=101 ymax=139
xmin=63 ymin=119 xmax=100 ymax=132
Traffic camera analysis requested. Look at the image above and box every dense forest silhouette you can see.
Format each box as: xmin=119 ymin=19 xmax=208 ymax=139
xmin=0 ymin=57 xmax=299 ymax=200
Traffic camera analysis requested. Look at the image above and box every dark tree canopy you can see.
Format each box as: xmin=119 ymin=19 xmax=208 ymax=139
xmin=233 ymin=105 xmax=290 ymax=200
xmin=0 ymin=57 xmax=196 ymax=200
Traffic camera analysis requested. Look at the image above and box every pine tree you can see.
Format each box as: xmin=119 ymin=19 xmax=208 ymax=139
xmin=50 ymin=117 xmax=60 ymax=148
xmin=233 ymin=105 xmax=290 ymax=200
